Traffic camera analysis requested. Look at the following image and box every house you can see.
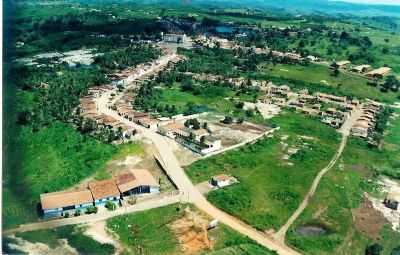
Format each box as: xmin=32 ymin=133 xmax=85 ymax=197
xmin=115 ymin=124 xmax=135 ymax=138
xmin=114 ymin=169 xmax=160 ymax=197
xmin=316 ymin=93 xmax=347 ymax=104
xmin=163 ymin=33 xmax=187 ymax=43
xmin=40 ymin=189 xmax=94 ymax=218
xmin=336 ymin=60 xmax=351 ymax=69
xmin=88 ymin=179 xmax=120 ymax=206
xmin=351 ymin=120 xmax=370 ymax=138
xmin=351 ymin=64 xmax=371 ymax=73
xmin=210 ymin=174 xmax=238 ymax=188
xmin=157 ymin=122 xmax=185 ymax=139
xmin=384 ymin=192 xmax=400 ymax=211
xmin=366 ymin=67 xmax=391 ymax=78
xmin=191 ymin=128 xmax=209 ymax=142
xmin=136 ymin=117 xmax=158 ymax=130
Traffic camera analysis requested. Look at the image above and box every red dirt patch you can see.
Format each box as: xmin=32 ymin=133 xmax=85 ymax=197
xmin=169 ymin=208 xmax=212 ymax=255
xmin=352 ymin=196 xmax=388 ymax=241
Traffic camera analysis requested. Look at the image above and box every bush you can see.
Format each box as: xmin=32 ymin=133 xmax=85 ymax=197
xmin=105 ymin=201 xmax=116 ymax=211
xmin=86 ymin=206 xmax=98 ymax=214
xmin=222 ymin=116 xmax=233 ymax=124
xmin=365 ymin=243 xmax=383 ymax=255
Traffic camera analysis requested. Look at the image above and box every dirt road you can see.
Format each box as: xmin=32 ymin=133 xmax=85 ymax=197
xmin=273 ymin=106 xmax=363 ymax=241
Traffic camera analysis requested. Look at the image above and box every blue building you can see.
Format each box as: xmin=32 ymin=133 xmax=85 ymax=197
xmin=40 ymin=189 xmax=94 ymax=219
xmin=114 ymin=169 xmax=160 ymax=197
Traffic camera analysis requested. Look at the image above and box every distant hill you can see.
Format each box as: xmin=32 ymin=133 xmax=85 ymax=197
xmin=136 ymin=0 xmax=400 ymax=17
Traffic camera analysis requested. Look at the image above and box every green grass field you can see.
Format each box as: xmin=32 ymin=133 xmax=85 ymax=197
xmin=186 ymin=111 xmax=340 ymax=230
xmin=286 ymin=109 xmax=400 ymax=255
xmin=258 ymin=63 xmax=399 ymax=103
xmin=2 ymin=122 xmax=143 ymax=230
xmin=150 ymin=84 xmax=264 ymax=123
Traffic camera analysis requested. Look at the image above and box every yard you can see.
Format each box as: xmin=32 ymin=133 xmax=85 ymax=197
xmin=186 ymin=111 xmax=341 ymax=230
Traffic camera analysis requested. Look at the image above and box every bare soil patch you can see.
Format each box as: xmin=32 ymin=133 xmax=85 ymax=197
xmin=352 ymin=196 xmax=388 ymax=240
xmin=169 ymin=208 xmax=212 ymax=255
xmin=7 ymin=235 xmax=78 ymax=255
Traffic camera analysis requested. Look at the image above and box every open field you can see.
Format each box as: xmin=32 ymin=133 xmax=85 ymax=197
xmin=149 ymin=84 xmax=264 ymax=123
xmin=186 ymin=111 xmax=340 ymax=230
xmin=286 ymin=109 xmax=400 ymax=255
xmin=258 ymin=63 xmax=399 ymax=103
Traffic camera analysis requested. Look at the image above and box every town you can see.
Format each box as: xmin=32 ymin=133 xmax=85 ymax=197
xmin=4 ymin=1 xmax=400 ymax=255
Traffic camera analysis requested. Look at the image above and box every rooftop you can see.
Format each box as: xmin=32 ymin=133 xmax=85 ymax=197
xmin=88 ymin=179 xmax=120 ymax=200
xmin=40 ymin=189 xmax=93 ymax=210
xmin=114 ymin=169 xmax=159 ymax=193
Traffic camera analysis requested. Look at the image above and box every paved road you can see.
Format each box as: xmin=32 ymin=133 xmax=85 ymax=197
xmin=3 ymin=194 xmax=181 ymax=236
xmin=273 ymin=106 xmax=363 ymax=241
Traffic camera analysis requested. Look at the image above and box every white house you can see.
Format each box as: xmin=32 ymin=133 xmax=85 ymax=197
xmin=210 ymin=174 xmax=238 ymax=188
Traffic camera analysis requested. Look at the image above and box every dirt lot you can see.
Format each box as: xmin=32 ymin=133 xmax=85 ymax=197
xmin=7 ymin=235 xmax=78 ymax=255
xmin=352 ymin=196 xmax=388 ymax=240
xmin=169 ymin=208 xmax=212 ymax=255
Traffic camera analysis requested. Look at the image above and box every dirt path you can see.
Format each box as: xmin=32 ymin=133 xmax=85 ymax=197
xmin=273 ymin=106 xmax=363 ymax=242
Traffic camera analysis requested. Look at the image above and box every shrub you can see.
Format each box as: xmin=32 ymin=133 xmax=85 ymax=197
xmin=105 ymin=201 xmax=116 ymax=211
xmin=86 ymin=206 xmax=98 ymax=214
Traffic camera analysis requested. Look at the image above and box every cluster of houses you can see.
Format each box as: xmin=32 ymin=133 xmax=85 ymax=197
xmin=351 ymin=100 xmax=382 ymax=139
xmin=333 ymin=60 xmax=391 ymax=79
xmin=78 ymin=86 xmax=136 ymax=140
xmin=259 ymin=82 xmax=360 ymax=129
xmin=158 ymin=120 xmax=222 ymax=155
xmin=41 ymin=169 xmax=160 ymax=219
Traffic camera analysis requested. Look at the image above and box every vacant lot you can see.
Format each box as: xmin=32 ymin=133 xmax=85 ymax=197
xmin=6 ymin=225 xmax=115 ymax=255
xmin=186 ymin=111 xmax=340 ymax=230
xmin=106 ymin=203 xmax=276 ymax=255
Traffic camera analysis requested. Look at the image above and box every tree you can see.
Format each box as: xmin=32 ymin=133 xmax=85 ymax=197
xmin=382 ymin=75 xmax=399 ymax=92
xmin=365 ymin=243 xmax=382 ymax=255
xmin=391 ymin=246 xmax=400 ymax=255
xmin=184 ymin=118 xmax=201 ymax=130
xmin=181 ymin=78 xmax=194 ymax=92
xmin=222 ymin=116 xmax=233 ymax=124
xmin=235 ymin=101 xmax=244 ymax=109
